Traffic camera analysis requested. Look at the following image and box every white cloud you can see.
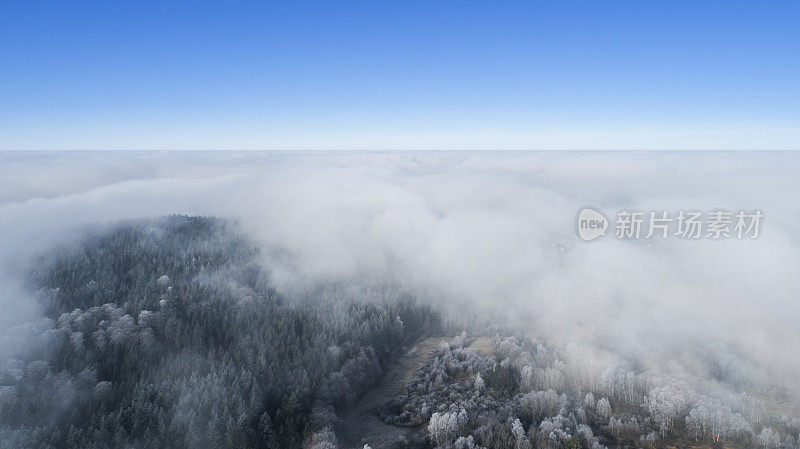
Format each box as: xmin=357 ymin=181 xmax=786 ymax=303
xmin=1 ymin=151 xmax=799 ymax=391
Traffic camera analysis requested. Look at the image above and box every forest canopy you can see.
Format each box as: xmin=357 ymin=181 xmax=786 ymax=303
xmin=0 ymin=215 xmax=439 ymax=448
xmin=0 ymin=205 xmax=798 ymax=449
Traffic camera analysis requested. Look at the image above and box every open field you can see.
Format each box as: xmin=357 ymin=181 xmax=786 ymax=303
xmin=341 ymin=337 xmax=449 ymax=448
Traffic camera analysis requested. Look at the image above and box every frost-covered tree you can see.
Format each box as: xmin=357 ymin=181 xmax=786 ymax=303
xmin=639 ymin=431 xmax=656 ymax=448
xmin=646 ymin=383 xmax=687 ymax=436
xmin=520 ymin=365 xmax=534 ymax=392
xmin=596 ymin=397 xmax=611 ymax=420
xmin=511 ymin=418 xmax=530 ymax=449
xmin=474 ymin=373 xmax=485 ymax=392
xmin=758 ymin=427 xmax=780 ymax=449
xmin=583 ymin=392 xmax=595 ymax=410
xmin=537 ymin=415 xmax=573 ymax=449
xmin=428 ymin=409 xmax=467 ymax=447
xmin=519 ymin=389 xmax=566 ymax=423
xmin=454 ymin=435 xmax=485 ymax=449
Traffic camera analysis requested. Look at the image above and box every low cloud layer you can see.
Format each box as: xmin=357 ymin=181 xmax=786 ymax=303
xmin=1 ymin=151 xmax=799 ymax=395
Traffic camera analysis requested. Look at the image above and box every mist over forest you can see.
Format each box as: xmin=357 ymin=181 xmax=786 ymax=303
xmin=1 ymin=151 xmax=799 ymax=449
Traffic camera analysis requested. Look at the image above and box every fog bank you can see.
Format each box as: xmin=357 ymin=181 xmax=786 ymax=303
xmin=1 ymin=151 xmax=799 ymax=394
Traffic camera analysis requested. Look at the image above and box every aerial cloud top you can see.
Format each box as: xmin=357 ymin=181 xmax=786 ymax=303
xmin=1 ymin=151 xmax=799 ymax=392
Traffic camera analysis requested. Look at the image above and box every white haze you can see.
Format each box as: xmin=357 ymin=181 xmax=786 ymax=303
xmin=1 ymin=150 xmax=799 ymax=397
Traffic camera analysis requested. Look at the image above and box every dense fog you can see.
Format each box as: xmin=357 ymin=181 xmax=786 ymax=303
xmin=1 ymin=151 xmax=799 ymax=448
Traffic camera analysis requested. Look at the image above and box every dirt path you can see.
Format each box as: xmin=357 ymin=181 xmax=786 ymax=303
xmin=340 ymin=337 xmax=447 ymax=449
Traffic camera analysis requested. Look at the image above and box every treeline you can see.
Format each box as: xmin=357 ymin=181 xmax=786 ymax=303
xmin=0 ymin=215 xmax=440 ymax=448
xmin=384 ymin=334 xmax=800 ymax=449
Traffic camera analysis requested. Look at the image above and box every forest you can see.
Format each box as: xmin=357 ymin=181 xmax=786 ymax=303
xmin=0 ymin=215 xmax=438 ymax=448
xmin=1 ymin=215 xmax=799 ymax=449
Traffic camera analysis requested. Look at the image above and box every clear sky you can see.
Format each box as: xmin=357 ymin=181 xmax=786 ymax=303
xmin=1 ymin=1 xmax=799 ymax=150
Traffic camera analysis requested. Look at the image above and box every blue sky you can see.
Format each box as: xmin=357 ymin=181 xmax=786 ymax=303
xmin=1 ymin=1 xmax=799 ymax=150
